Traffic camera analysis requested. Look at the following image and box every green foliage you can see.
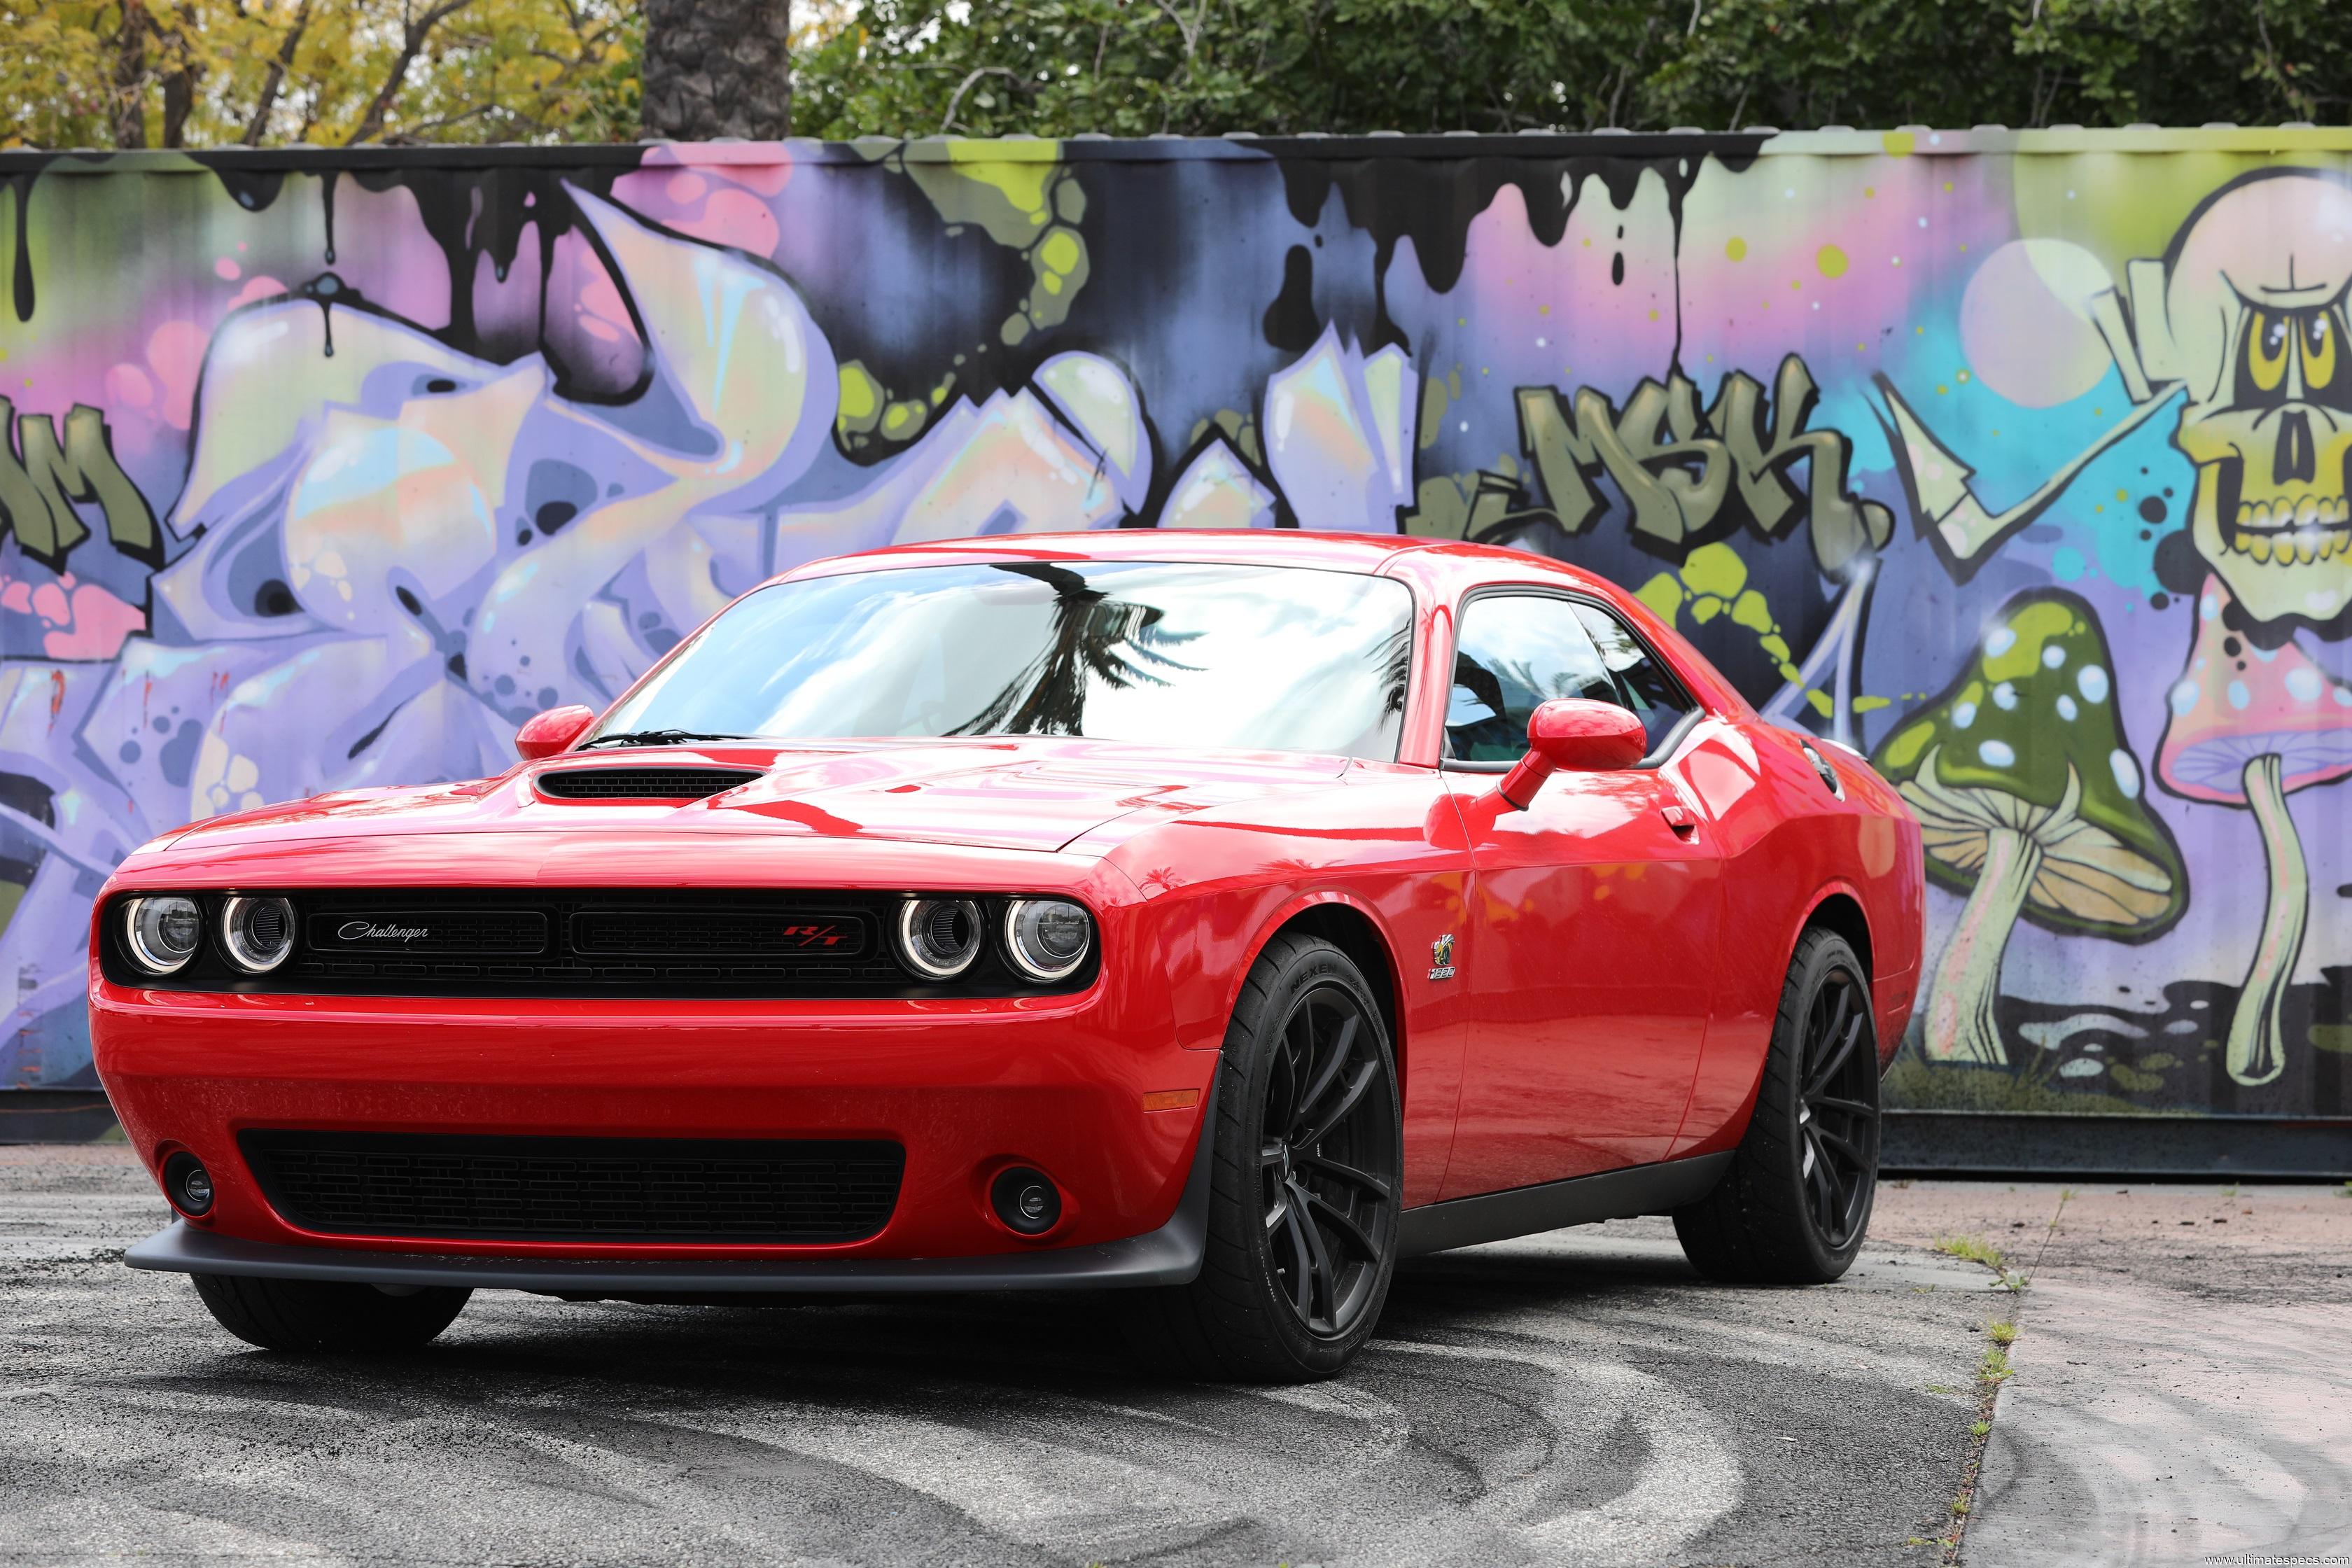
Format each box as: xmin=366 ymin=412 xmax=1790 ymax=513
xmin=793 ymin=0 xmax=2352 ymax=139
xmin=2 ymin=0 xmax=640 ymax=150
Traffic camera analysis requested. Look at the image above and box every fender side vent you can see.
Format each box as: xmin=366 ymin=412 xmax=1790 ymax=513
xmin=536 ymin=768 xmax=762 ymax=801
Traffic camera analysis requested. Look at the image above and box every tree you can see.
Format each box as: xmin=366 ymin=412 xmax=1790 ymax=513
xmin=0 ymin=0 xmax=640 ymax=149
xmin=639 ymin=0 xmax=792 ymax=139
xmin=788 ymin=0 xmax=2352 ymax=139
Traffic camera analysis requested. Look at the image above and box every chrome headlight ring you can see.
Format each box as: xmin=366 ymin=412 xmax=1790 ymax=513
xmin=220 ymin=895 xmax=297 ymax=974
xmin=123 ymin=895 xmax=204 ymax=976
xmin=1002 ymin=898 xmax=1093 ymax=983
xmin=897 ymin=897 xmax=985 ymax=980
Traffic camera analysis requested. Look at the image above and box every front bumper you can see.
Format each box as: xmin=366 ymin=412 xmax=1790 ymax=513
xmin=94 ymin=972 xmax=1213 ymax=1267
xmin=125 ymin=1080 xmax=1218 ymax=1294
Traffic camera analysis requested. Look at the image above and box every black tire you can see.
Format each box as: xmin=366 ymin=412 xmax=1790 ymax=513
xmin=190 ymin=1273 xmax=471 ymax=1353
xmin=1674 ymin=927 xmax=1881 ymax=1284
xmin=1125 ymin=933 xmax=1403 ymax=1382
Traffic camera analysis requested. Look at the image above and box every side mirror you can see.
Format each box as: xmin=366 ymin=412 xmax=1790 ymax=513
xmin=1497 ymin=699 xmax=1647 ymax=809
xmin=516 ymin=704 xmax=596 ymax=760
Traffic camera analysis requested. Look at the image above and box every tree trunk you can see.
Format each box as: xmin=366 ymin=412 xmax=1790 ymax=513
xmin=111 ymin=0 xmax=150 ymax=149
xmin=160 ymin=65 xmax=197 ymax=148
xmin=641 ymin=0 xmax=792 ymax=141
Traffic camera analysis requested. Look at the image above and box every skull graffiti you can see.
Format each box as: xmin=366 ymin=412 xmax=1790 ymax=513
xmin=2164 ymin=171 xmax=2352 ymax=625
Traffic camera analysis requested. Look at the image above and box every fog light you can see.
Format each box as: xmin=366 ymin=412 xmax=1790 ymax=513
xmin=990 ymin=1166 xmax=1060 ymax=1236
xmin=162 ymin=1152 xmax=214 ymax=1217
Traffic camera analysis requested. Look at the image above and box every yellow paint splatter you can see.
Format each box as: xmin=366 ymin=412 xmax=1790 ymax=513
xmin=944 ymin=138 xmax=1058 ymax=225
xmin=1038 ymin=229 xmax=1082 ymax=274
xmin=1882 ymin=132 xmax=1915 ymax=157
xmin=1726 ymin=237 xmax=1748 ymax=262
xmin=1816 ymin=244 xmax=1849 ymax=279
xmin=836 ymin=364 xmax=878 ymax=421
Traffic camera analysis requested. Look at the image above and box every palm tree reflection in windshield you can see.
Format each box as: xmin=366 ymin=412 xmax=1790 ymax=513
xmin=948 ymin=562 xmax=1202 ymax=737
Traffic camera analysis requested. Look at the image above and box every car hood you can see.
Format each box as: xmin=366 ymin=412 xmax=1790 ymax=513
xmin=146 ymin=738 xmax=1354 ymax=858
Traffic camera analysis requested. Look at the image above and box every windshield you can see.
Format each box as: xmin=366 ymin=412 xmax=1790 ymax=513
xmin=590 ymin=560 xmax=1415 ymax=759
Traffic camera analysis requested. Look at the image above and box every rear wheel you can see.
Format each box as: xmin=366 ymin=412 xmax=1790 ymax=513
xmin=190 ymin=1273 xmax=471 ymax=1353
xmin=1126 ymin=933 xmax=1401 ymax=1381
xmin=1674 ymin=927 xmax=1880 ymax=1284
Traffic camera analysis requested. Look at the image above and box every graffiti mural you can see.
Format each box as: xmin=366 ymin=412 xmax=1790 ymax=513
xmin=0 ymin=130 xmax=2348 ymax=1130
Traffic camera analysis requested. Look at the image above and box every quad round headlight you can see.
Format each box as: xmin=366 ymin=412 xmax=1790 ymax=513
xmin=220 ymin=895 xmax=296 ymax=974
xmin=124 ymin=896 xmax=204 ymax=975
xmin=1003 ymin=898 xmax=1092 ymax=983
xmin=897 ymin=897 xmax=984 ymax=979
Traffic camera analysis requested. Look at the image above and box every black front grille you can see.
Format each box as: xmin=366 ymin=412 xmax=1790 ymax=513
xmin=571 ymin=907 xmax=868 ymax=958
xmin=241 ymin=1131 xmax=905 ymax=1243
xmin=307 ymin=909 xmax=550 ymax=955
xmin=100 ymin=888 xmax=1093 ymax=1000
xmin=536 ymin=769 xmax=763 ymax=800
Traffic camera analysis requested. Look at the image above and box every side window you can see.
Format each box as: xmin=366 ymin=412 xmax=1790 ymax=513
xmin=1445 ymin=596 xmax=1616 ymax=762
xmin=1571 ymin=602 xmax=1697 ymax=753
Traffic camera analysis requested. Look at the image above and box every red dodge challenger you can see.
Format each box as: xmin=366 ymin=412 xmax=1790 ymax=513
xmin=94 ymin=531 xmax=1921 ymax=1381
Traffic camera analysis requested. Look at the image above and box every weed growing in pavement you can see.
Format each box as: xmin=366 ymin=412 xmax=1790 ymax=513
xmin=1935 ymin=1234 xmax=2004 ymax=1268
xmin=2220 ymin=1183 xmax=2240 ymax=1199
xmin=1933 ymin=1234 xmax=2029 ymax=1292
xmin=1935 ymin=1317 xmax=2022 ymax=1565
xmin=2339 ymin=1181 xmax=2351 ymax=1198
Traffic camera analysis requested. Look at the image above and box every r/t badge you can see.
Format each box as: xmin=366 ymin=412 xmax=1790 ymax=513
xmin=1428 ymin=933 xmax=1457 ymax=982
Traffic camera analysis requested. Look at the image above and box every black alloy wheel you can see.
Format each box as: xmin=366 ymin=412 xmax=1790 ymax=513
xmin=1259 ymin=981 xmax=1395 ymax=1338
xmin=1795 ymin=962 xmax=1880 ymax=1252
xmin=1674 ymin=927 xmax=1882 ymax=1284
xmin=1126 ymin=932 xmax=1403 ymax=1381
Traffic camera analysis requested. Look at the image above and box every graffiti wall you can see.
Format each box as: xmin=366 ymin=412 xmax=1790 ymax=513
xmin=1 ymin=129 xmax=2348 ymax=1129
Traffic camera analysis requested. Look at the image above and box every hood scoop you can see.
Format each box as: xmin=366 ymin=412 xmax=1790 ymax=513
xmin=536 ymin=767 xmax=764 ymax=802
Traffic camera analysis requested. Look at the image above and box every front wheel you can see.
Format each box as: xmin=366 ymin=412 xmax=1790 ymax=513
xmin=1674 ymin=927 xmax=1881 ymax=1284
xmin=1126 ymin=932 xmax=1402 ymax=1382
xmin=190 ymin=1273 xmax=472 ymax=1353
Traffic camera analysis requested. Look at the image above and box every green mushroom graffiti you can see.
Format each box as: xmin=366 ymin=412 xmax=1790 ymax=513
xmin=1874 ymin=592 xmax=2188 ymax=1066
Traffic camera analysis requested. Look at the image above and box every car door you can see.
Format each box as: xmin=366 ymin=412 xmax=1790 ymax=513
xmin=1439 ymin=592 xmax=1721 ymax=1197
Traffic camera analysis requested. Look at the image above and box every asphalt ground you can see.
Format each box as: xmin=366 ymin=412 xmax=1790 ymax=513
xmin=0 ymin=1147 xmax=2342 ymax=1567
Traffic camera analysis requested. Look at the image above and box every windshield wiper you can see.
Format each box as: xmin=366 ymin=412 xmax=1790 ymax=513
xmin=578 ymin=729 xmax=759 ymax=750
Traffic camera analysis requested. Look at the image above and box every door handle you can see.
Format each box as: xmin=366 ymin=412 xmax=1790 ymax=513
xmin=1660 ymin=804 xmax=1698 ymax=836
